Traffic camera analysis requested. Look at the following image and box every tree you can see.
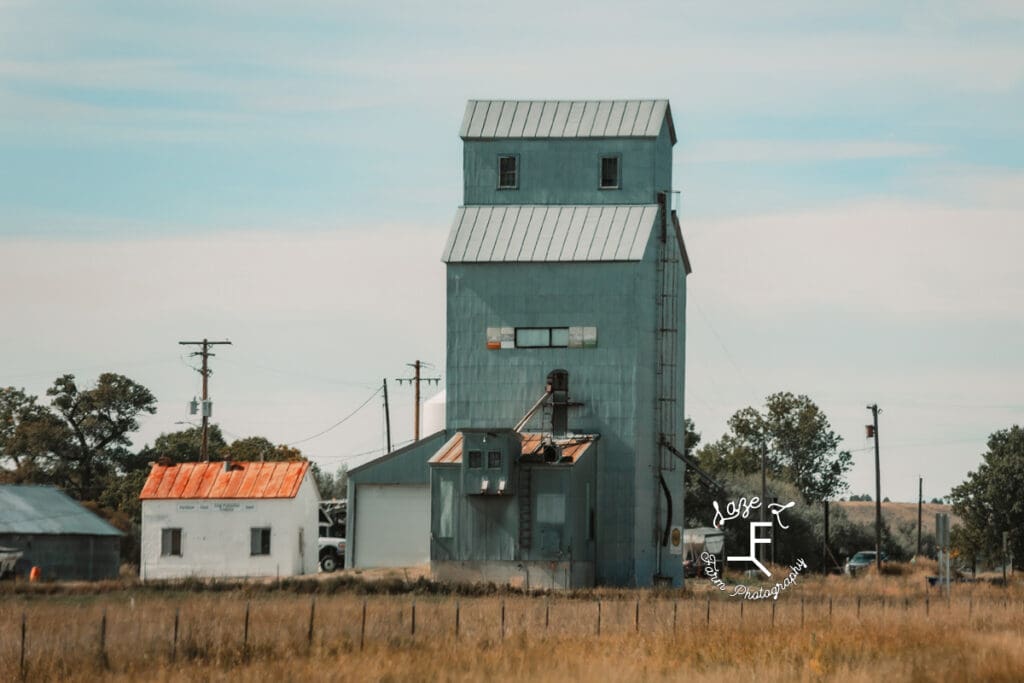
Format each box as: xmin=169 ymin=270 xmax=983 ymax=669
xmin=222 ymin=436 xmax=303 ymax=462
xmin=950 ymin=425 xmax=1024 ymax=568
xmin=696 ymin=392 xmax=852 ymax=503
xmin=313 ymin=463 xmax=348 ymax=499
xmin=144 ymin=425 xmax=228 ymax=463
xmin=46 ymin=373 xmax=157 ymax=500
xmin=0 ymin=386 xmax=67 ymax=483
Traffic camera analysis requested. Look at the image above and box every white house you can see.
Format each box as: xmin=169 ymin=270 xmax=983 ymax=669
xmin=139 ymin=460 xmax=319 ymax=581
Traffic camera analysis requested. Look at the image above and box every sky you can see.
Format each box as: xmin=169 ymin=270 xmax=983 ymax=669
xmin=1 ymin=1 xmax=1022 ymax=503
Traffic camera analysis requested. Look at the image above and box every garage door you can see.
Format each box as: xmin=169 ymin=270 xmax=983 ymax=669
xmin=354 ymin=484 xmax=430 ymax=568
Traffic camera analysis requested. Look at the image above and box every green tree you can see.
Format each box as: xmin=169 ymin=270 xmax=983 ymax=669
xmin=695 ymin=392 xmax=852 ymax=503
xmin=0 ymin=386 xmax=66 ymax=483
xmin=312 ymin=463 xmax=348 ymax=499
xmin=46 ymin=373 xmax=157 ymax=500
xmin=949 ymin=425 xmax=1024 ymax=568
xmin=144 ymin=425 xmax=228 ymax=463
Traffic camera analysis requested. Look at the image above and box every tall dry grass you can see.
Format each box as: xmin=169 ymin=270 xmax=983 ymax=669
xmin=2 ymin=562 xmax=1023 ymax=682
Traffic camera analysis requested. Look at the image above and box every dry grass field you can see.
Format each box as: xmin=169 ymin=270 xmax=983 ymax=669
xmin=2 ymin=561 xmax=1023 ymax=682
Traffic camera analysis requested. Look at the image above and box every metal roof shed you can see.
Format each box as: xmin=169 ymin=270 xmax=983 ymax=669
xmin=0 ymin=485 xmax=122 ymax=581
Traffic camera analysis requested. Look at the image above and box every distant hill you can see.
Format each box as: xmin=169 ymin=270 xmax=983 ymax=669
xmin=834 ymin=501 xmax=960 ymax=557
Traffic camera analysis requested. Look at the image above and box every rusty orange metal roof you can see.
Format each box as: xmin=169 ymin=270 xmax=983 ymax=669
xmin=427 ymin=432 xmax=595 ymax=465
xmin=139 ymin=461 xmax=310 ymax=500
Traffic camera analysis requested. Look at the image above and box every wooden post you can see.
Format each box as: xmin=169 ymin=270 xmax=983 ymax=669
xmin=597 ymin=600 xmax=601 ymax=636
xmin=740 ymin=600 xmax=744 ymax=621
xmin=635 ymin=599 xmax=640 ymax=632
xmin=411 ymin=600 xmax=416 ymax=637
xmin=99 ymin=608 xmax=108 ymax=669
xmin=829 ymin=597 xmax=833 ymax=621
xmin=969 ymin=597 xmax=973 ymax=618
xmin=308 ymin=597 xmax=316 ymax=648
xmin=243 ymin=601 xmax=250 ymax=652
xmin=706 ymin=596 xmax=710 ymax=625
xmin=545 ymin=599 xmax=550 ymax=631
xmin=771 ymin=600 xmax=776 ymax=627
xmin=673 ymin=601 xmax=678 ymax=633
xmin=360 ymin=599 xmax=367 ymax=651
xmin=926 ymin=594 xmax=929 ymax=616
xmin=500 ymin=600 xmax=505 ymax=640
xmin=20 ymin=611 xmax=26 ymax=682
xmin=455 ymin=601 xmax=460 ymax=638
xmin=172 ymin=608 xmax=179 ymax=662
xmin=857 ymin=596 xmax=861 ymax=618
xmin=801 ymin=597 xmax=805 ymax=627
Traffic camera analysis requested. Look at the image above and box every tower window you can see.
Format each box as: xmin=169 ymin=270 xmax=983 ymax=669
xmin=468 ymin=450 xmax=482 ymax=468
xmin=498 ymin=155 xmax=518 ymax=189
xmin=600 ymin=155 xmax=620 ymax=189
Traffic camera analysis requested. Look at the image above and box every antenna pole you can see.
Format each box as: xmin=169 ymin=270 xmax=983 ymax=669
xmin=179 ymin=338 xmax=232 ymax=462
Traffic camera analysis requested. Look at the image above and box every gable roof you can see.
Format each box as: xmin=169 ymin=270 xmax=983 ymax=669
xmin=139 ymin=461 xmax=310 ymax=500
xmin=442 ymin=205 xmax=658 ymax=263
xmin=460 ymin=100 xmax=676 ymax=144
xmin=0 ymin=485 xmax=122 ymax=536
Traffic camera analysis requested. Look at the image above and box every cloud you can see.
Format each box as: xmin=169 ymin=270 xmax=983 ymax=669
xmin=686 ymin=140 xmax=945 ymax=164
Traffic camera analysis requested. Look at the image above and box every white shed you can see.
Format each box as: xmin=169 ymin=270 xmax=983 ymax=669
xmin=139 ymin=460 xmax=319 ymax=581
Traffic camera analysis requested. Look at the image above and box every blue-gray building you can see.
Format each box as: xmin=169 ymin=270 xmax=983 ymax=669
xmin=0 ymin=485 xmax=123 ymax=581
xmin=348 ymin=100 xmax=690 ymax=588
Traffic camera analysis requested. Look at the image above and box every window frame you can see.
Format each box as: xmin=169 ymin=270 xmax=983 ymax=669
xmin=487 ymin=450 xmax=502 ymax=469
xmin=497 ymin=154 xmax=519 ymax=190
xmin=161 ymin=528 xmax=182 ymax=557
xmin=250 ymin=527 xmax=272 ymax=556
xmin=467 ymin=450 xmax=482 ymax=469
xmin=599 ymin=154 xmax=621 ymax=190
xmin=515 ymin=327 xmax=569 ymax=348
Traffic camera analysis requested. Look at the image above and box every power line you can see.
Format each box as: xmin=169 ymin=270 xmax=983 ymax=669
xmin=285 ymin=387 xmax=383 ymax=446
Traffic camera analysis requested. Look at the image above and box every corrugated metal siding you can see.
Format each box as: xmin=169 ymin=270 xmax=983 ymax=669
xmin=428 ymin=432 xmax=595 ymax=465
xmin=139 ymin=461 xmax=309 ymax=500
xmin=461 ymin=100 xmax=674 ymax=142
xmin=0 ymin=486 xmax=122 ymax=536
xmin=442 ymin=205 xmax=657 ymax=263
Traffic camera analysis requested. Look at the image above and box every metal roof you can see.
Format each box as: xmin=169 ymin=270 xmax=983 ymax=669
xmin=442 ymin=204 xmax=658 ymax=263
xmin=460 ymin=100 xmax=676 ymax=144
xmin=139 ymin=461 xmax=310 ymax=500
xmin=0 ymin=486 xmax=122 ymax=536
xmin=428 ymin=432 xmax=596 ymax=465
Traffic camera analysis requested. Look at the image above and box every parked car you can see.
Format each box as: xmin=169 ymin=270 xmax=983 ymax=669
xmin=845 ymin=550 xmax=888 ymax=575
xmin=318 ymin=537 xmax=345 ymax=572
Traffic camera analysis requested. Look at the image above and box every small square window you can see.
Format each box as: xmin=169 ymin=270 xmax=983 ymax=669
xmin=550 ymin=328 xmax=569 ymax=347
xmin=468 ymin=450 xmax=482 ymax=468
xmin=600 ymin=156 xmax=620 ymax=189
xmin=250 ymin=527 xmax=271 ymax=556
xmin=487 ymin=450 xmax=502 ymax=469
xmin=161 ymin=528 xmax=182 ymax=557
xmin=498 ymin=155 xmax=518 ymax=189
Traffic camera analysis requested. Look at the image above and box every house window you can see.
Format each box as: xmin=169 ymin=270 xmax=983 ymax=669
xmin=487 ymin=450 xmax=502 ymax=469
xmin=161 ymin=528 xmax=182 ymax=557
xmin=600 ymin=155 xmax=620 ymax=189
xmin=498 ymin=155 xmax=518 ymax=189
xmin=515 ymin=327 xmax=569 ymax=348
xmin=468 ymin=450 xmax=482 ymax=468
xmin=250 ymin=527 xmax=271 ymax=556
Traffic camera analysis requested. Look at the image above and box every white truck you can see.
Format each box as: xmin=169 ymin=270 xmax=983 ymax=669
xmin=318 ymin=499 xmax=346 ymax=572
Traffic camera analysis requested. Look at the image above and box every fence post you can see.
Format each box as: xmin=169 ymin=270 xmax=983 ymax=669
xmin=673 ymin=601 xmax=678 ymax=633
xmin=99 ymin=608 xmax=108 ymax=669
xmin=801 ymin=597 xmax=805 ymax=627
xmin=635 ymin=599 xmax=640 ymax=633
xmin=243 ymin=601 xmax=250 ymax=655
xmin=597 ymin=600 xmax=601 ymax=636
xmin=172 ymin=608 xmax=179 ymax=662
xmin=360 ymin=599 xmax=367 ymax=651
xmin=411 ymin=600 xmax=416 ymax=637
xmin=926 ymin=594 xmax=929 ymax=616
xmin=857 ymin=596 xmax=861 ymax=618
xmin=706 ymin=596 xmax=710 ymax=626
xmin=455 ymin=601 xmax=460 ymax=638
xmin=828 ymin=597 xmax=832 ymax=621
xmin=20 ymin=611 xmax=26 ymax=682
xmin=308 ymin=597 xmax=316 ymax=648
xmin=500 ymin=600 xmax=505 ymax=640
xmin=969 ymin=597 xmax=973 ymax=618
xmin=771 ymin=600 xmax=776 ymax=627
xmin=545 ymin=599 xmax=550 ymax=632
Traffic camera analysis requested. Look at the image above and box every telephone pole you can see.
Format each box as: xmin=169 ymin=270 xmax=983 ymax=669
xmin=866 ymin=403 xmax=882 ymax=571
xmin=396 ymin=360 xmax=440 ymax=441
xmin=179 ymin=338 xmax=232 ymax=462
xmin=382 ymin=378 xmax=392 ymax=453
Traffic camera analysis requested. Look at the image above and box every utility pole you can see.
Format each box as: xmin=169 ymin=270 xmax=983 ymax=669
xmin=382 ymin=379 xmax=392 ymax=453
xmin=396 ymin=360 xmax=440 ymax=441
xmin=866 ymin=404 xmax=882 ymax=571
xmin=917 ymin=476 xmax=923 ymax=557
xmin=179 ymin=338 xmax=232 ymax=462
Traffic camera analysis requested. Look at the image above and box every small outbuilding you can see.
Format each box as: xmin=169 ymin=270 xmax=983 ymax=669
xmin=139 ymin=460 xmax=319 ymax=580
xmin=0 ymin=485 xmax=122 ymax=581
